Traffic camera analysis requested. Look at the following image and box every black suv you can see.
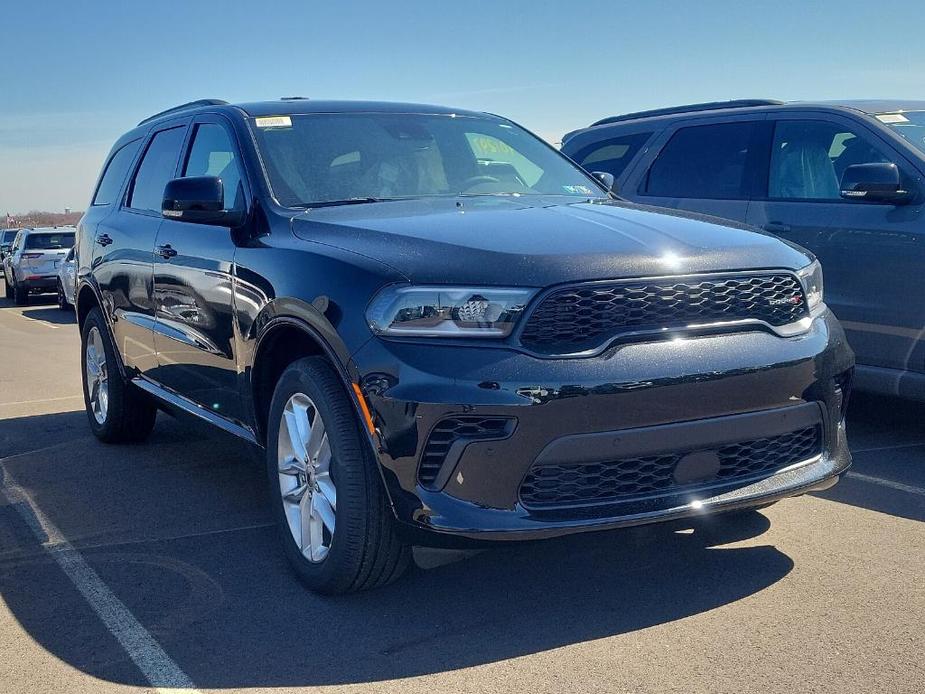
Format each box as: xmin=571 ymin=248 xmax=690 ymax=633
xmin=76 ymin=98 xmax=853 ymax=593
xmin=562 ymin=99 xmax=925 ymax=400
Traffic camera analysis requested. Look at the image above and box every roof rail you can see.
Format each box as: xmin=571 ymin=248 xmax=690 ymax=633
xmin=590 ymin=99 xmax=783 ymax=128
xmin=137 ymin=99 xmax=229 ymax=126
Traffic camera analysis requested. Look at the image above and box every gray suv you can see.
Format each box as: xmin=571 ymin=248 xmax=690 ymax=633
xmin=562 ymin=99 xmax=925 ymax=401
xmin=3 ymin=227 xmax=76 ymax=305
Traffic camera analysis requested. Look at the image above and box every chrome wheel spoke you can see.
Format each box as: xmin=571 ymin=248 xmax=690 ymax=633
xmin=282 ymin=407 xmax=309 ymax=463
xmin=312 ymin=490 xmax=336 ymax=534
xmin=316 ymin=474 xmax=336 ymax=511
xmin=278 ymin=458 xmax=305 ymax=476
xmin=314 ymin=435 xmax=332 ymax=474
xmin=283 ymin=483 xmax=309 ymax=504
xmin=306 ymin=417 xmax=327 ymax=462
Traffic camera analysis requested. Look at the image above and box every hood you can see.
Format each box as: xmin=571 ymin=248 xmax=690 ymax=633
xmin=291 ymin=196 xmax=812 ymax=286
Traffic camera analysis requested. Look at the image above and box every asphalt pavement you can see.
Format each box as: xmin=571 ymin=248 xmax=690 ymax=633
xmin=1 ymin=279 xmax=923 ymax=694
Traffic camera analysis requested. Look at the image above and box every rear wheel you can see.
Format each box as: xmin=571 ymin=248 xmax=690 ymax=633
xmin=57 ymin=280 xmax=70 ymax=310
xmin=12 ymin=274 xmax=27 ymax=306
xmin=267 ymin=357 xmax=410 ymax=594
xmin=81 ymin=307 xmax=157 ymax=443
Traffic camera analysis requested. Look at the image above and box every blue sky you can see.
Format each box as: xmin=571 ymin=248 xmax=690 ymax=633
xmin=2 ymin=0 xmax=923 ymax=212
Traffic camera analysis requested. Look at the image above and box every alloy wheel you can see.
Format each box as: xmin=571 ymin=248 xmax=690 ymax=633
xmin=277 ymin=393 xmax=336 ymax=562
xmin=85 ymin=326 xmax=109 ymax=424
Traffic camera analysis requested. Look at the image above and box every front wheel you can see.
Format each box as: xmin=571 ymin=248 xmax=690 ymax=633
xmin=81 ymin=307 xmax=158 ymax=443
xmin=267 ymin=357 xmax=410 ymax=594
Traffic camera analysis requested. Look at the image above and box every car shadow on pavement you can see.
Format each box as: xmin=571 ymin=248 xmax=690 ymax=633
xmin=17 ymin=305 xmax=76 ymax=325
xmin=0 ymin=410 xmax=795 ymax=688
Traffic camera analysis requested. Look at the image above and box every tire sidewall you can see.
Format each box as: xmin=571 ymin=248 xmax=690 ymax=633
xmin=266 ymin=360 xmax=371 ymax=591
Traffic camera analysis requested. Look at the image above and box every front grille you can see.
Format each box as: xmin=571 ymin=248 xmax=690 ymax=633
xmin=520 ymin=426 xmax=820 ymax=509
xmin=418 ymin=416 xmax=514 ymax=488
xmin=520 ymin=273 xmax=807 ymax=354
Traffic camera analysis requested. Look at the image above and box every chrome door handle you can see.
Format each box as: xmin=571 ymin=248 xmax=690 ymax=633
xmin=96 ymin=233 xmax=113 ymax=246
xmin=157 ymin=244 xmax=177 ymax=260
xmin=763 ymin=222 xmax=792 ymax=233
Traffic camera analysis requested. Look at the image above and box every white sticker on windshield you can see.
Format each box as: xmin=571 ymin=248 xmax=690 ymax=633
xmin=876 ymin=113 xmax=909 ymax=124
xmin=255 ymin=116 xmax=292 ymax=128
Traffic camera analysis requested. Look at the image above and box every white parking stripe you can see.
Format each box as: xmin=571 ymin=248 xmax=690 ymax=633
xmin=0 ymin=394 xmax=83 ymax=409
xmin=0 ymin=469 xmax=200 ymax=693
xmin=846 ymin=471 xmax=925 ymax=497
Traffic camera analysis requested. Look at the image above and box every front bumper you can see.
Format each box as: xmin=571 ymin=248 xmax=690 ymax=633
xmin=351 ymin=309 xmax=854 ymax=543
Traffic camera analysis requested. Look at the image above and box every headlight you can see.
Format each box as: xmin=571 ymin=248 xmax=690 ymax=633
xmin=797 ymin=259 xmax=824 ymax=311
xmin=367 ymin=286 xmax=535 ymax=337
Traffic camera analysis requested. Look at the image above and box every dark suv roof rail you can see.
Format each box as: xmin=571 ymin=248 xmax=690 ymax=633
xmin=589 ymin=99 xmax=784 ymax=127
xmin=137 ymin=99 xmax=229 ymax=126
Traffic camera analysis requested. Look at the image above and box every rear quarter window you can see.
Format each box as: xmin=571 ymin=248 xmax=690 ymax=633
xmin=93 ymin=139 xmax=141 ymax=206
xmin=569 ymin=132 xmax=653 ymax=180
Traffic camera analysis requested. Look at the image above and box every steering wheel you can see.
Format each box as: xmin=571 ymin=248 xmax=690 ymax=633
xmin=460 ymin=175 xmax=501 ymax=191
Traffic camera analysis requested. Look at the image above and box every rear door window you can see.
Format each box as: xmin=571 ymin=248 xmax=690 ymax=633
xmin=644 ymin=122 xmax=760 ymax=199
xmin=128 ymin=127 xmax=186 ymax=213
xmin=573 ymin=132 xmax=652 ymax=179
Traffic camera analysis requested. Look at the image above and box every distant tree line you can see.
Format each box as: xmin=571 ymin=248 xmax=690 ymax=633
xmin=5 ymin=210 xmax=84 ymax=228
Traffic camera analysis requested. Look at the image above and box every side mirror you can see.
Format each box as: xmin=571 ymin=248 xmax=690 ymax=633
xmin=840 ymin=163 xmax=911 ymax=204
xmin=162 ymin=176 xmax=244 ymax=226
xmin=591 ymin=171 xmax=616 ymax=193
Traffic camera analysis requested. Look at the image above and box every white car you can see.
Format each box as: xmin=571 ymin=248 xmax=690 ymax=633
xmin=56 ymin=246 xmax=77 ymax=310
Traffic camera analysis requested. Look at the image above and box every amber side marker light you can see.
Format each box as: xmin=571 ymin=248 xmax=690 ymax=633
xmin=352 ymin=383 xmax=376 ymax=435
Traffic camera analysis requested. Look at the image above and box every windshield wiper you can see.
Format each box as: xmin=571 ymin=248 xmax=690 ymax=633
xmin=296 ymin=197 xmax=389 ymax=210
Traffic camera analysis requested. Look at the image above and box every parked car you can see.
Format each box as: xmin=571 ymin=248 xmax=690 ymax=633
xmin=76 ymin=98 xmax=853 ymax=593
xmin=3 ymin=227 xmax=75 ymax=305
xmin=562 ymin=99 xmax=925 ymax=400
xmin=0 ymin=228 xmax=19 ymax=275
xmin=56 ymin=246 xmax=76 ymax=310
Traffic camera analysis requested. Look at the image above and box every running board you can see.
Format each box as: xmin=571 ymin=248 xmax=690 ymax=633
xmin=131 ymin=377 xmax=260 ymax=446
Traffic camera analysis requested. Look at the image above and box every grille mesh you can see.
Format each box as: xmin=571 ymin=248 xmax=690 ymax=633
xmin=419 ymin=416 xmax=513 ymax=488
xmin=520 ymin=426 xmax=820 ymax=509
xmin=520 ymin=274 xmax=807 ymax=354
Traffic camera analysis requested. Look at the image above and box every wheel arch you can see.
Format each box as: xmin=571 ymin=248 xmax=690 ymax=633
xmin=249 ymin=314 xmax=368 ymax=449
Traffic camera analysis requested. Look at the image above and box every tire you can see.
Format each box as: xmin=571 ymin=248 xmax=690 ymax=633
xmin=57 ymin=280 xmax=70 ymax=310
xmin=12 ymin=274 xmax=27 ymax=306
xmin=81 ymin=307 xmax=157 ymax=443
xmin=267 ymin=356 xmax=410 ymax=594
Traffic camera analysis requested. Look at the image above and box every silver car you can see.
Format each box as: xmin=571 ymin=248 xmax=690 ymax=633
xmin=2 ymin=227 xmax=76 ymax=305
xmin=56 ymin=246 xmax=77 ymax=310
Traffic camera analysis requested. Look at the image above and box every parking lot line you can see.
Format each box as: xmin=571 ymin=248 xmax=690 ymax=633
xmin=846 ymin=471 xmax=925 ymax=497
xmin=1 ymin=309 xmax=60 ymax=328
xmin=0 ymin=467 xmax=200 ymax=693
xmin=0 ymin=394 xmax=83 ymax=409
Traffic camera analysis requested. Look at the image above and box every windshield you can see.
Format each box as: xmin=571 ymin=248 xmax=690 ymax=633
xmin=24 ymin=232 xmax=75 ymax=250
xmin=250 ymin=113 xmax=605 ymax=207
xmin=877 ymin=111 xmax=925 ymax=155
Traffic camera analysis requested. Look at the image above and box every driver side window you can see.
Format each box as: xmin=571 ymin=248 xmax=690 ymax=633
xmin=183 ymin=123 xmax=245 ymax=210
xmin=768 ymin=120 xmax=894 ymax=200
